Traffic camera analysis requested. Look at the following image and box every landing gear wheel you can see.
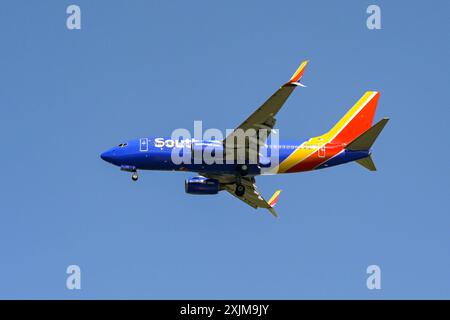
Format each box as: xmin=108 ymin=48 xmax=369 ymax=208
xmin=237 ymin=164 xmax=249 ymax=176
xmin=235 ymin=184 xmax=245 ymax=197
xmin=131 ymin=173 xmax=139 ymax=181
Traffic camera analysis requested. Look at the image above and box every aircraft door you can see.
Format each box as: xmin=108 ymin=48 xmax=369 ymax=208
xmin=140 ymin=138 xmax=149 ymax=152
xmin=318 ymin=145 xmax=326 ymax=158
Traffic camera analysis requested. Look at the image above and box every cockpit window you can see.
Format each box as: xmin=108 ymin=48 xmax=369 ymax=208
xmin=118 ymin=143 xmax=128 ymax=147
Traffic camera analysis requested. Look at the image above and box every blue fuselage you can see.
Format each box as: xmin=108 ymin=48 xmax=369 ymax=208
xmin=100 ymin=137 xmax=370 ymax=175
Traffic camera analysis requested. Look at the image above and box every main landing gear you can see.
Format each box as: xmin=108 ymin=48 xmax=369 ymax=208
xmin=235 ymin=184 xmax=245 ymax=197
xmin=233 ymin=164 xmax=248 ymax=197
xmin=234 ymin=171 xmax=246 ymax=197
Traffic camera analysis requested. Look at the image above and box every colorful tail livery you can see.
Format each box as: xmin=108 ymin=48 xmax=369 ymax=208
xmin=277 ymin=91 xmax=386 ymax=174
xmin=326 ymin=91 xmax=380 ymax=145
xmin=100 ymin=60 xmax=389 ymax=217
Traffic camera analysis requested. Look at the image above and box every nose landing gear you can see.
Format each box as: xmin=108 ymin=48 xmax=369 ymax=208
xmin=120 ymin=165 xmax=138 ymax=181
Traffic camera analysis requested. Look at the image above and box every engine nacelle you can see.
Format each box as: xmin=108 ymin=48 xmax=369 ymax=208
xmin=185 ymin=176 xmax=220 ymax=195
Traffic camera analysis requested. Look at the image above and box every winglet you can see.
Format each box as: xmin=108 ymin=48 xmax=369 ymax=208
xmin=268 ymin=190 xmax=282 ymax=207
xmin=287 ymin=60 xmax=309 ymax=87
xmin=266 ymin=190 xmax=282 ymax=217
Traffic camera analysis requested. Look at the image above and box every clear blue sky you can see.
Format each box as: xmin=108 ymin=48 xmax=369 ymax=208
xmin=0 ymin=0 xmax=449 ymax=299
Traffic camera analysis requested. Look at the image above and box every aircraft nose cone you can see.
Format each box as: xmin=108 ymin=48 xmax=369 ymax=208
xmin=100 ymin=150 xmax=114 ymax=163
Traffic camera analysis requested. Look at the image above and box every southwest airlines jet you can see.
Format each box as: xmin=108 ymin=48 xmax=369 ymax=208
xmin=101 ymin=61 xmax=388 ymax=217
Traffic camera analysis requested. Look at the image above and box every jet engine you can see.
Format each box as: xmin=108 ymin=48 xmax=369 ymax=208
xmin=185 ymin=176 xmax=220 ymax=195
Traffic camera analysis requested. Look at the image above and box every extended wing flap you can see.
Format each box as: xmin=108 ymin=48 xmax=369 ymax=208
xmin=222 ymin=178 xmax=281 ymax=218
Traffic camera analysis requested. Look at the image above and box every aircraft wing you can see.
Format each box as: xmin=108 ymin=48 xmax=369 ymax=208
xmin=201 ymin=174 xmax=282 ymax=217
xmin=223 ymin=60 xmax=309 ymax=154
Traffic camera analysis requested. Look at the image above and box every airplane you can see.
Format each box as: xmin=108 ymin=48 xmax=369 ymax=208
xmin=100 ymin=60 xmax=389 ymax=217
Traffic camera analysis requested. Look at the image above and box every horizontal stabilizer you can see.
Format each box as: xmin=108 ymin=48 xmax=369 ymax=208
xmin=356 ymin=155 xmax=377 ymax=171
xmin=346 ymin=118 xmax=389 ymax=151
